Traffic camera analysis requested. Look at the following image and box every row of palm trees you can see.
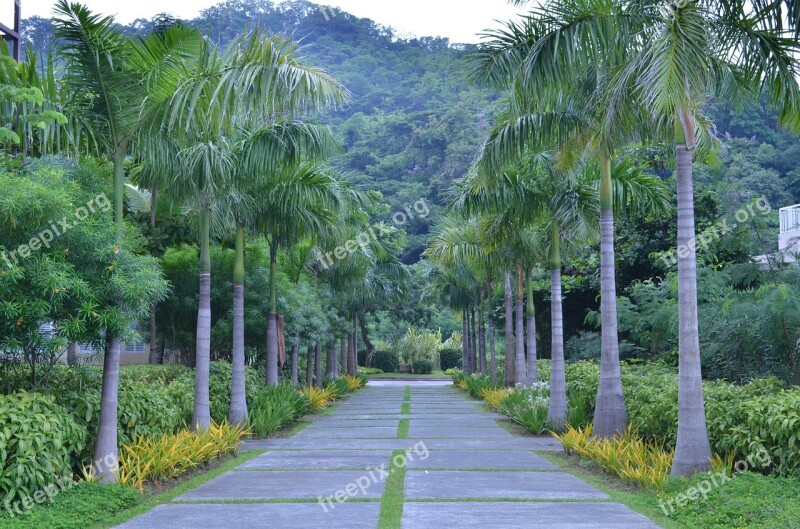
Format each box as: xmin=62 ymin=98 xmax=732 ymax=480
xmin=44 ymin=2 xmax=405 ymax=482
xmin=428 ymin=0 xmax=800 ymax=476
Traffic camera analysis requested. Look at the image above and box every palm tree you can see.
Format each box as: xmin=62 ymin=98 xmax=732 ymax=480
xmin=496 ymin=0 xmax=800 ymax=472
xmin=460 ymin=153 xmax=599 ymax=427
xmin=53 ymin=3 xmax=202 ymax=479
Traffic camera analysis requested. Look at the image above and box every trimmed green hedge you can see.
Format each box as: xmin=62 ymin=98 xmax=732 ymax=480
xmin=372 ymin=350 xmax=398 ymax=373
xmin=439 ymin=348 xmax=461 ymax=371
xmin=412 ymin=358 xmax=434 ymax=374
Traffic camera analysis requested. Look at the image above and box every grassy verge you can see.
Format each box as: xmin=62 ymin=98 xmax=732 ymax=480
xmin=538 ymin=451 xmax=685 ymax=529
xmin=0 ymin=450 xmax=264 ymax=529
xmin=377 ymin=450 xmax=408 ymax=529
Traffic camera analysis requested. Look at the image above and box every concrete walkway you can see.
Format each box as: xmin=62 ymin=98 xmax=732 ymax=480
xmin=115 ymin=382 xmax=661 ymax=529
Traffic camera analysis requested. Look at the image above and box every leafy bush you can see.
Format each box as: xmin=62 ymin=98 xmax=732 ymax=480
xmin=324 ymin=377 xmax=351 ymax=399
xmin=248 ymin=382 xmax=310 ymax=437
xmin=59 ymin=381 xmax=184 ymax=461
xmin=497 ymin=383 xmax=550 ymax=434
xmin=479 ymin=388 xmax=511 ymax=409
xmin=0 ymin=392 xmax=86 ymax=504
xmin=372 ymin=350 xmax=399 ymax=373
xmin=463 ymin=373 xmax=495 ymax=398
xmin=439 ymin=347 xmax=462 ymax=371
xmin=411 ymin=358 xmax=434 ymax=374
xmin=116 ymin=422 xmax=246 ymax=491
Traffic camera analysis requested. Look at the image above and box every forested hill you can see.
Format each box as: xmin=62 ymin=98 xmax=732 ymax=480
xmin=21 ymin=0 xmax=502 ymax=262
xmin=20 ymin=0 xmax=800 ymax=263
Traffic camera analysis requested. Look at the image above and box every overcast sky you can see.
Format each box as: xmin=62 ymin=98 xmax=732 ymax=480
xmin=8 ymin=0 xmax=523 ymax=43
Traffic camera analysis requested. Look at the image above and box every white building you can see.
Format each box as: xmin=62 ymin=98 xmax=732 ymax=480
xmin=779 ymin=204 xmax=800 ymax=263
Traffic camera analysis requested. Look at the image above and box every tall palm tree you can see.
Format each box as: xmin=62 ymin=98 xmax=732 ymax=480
xmin=496 ymin=0 xmax=800 ymax=472
xmin=53 ymin=3 xmax=202 ymax=479
xmin=460 ymin=153 xmax=599 ymax=427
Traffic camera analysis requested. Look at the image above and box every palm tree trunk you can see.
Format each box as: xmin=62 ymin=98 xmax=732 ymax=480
xmin=340 ymin=337 xmax=348 ymax=375
xmin=671 ymin=133 xmax=712 ymax=476
xmin=290 ymin=342 xmax=299 ymax=385
xmin=488 ymin=303 xmax=497 ymax=385
xmin=192 ymin=202 xmax=212 ymax=431
xmin=515 ymin=262 xmax=526 ymax=385
xmin=266 ymin=240 xmax=279 ymax=386
xmin=148 ymin=184 xmax=162 ymax=365
xmin=348 ymin=330 xmax=356 ymax=376
xmin=314 ymin=342 xmax=323 ymax=387
xmin=461 ymin=312 xmax=469 ymax=371
xmin=504 ymin=271 xmax=515 ymax=386
xmin=469 ymin=308 xmax=476 ymax=373
xmin=478 ymin=295 xmax=486 ymax=373
xmin=94 ymin=147 xmax=128 ymax=482
xmin=306 ymin=345 xmax=314 ymax=388
xmin=526 ymin=269 xmax=538 ymax=384
xmin=326 ymin=342 xmax=337 ymax=378
xmin=229 ymin=223 xmax=248 ymax=426
xmin=93 ymin=336 xmax=120 ymax=482
xmin=350 ymin=314 xmax=359 ymax=375
xmin=547 ymin=222 xmax=567 ymax=429
xmin=594 ymin=156 xmax=628 ymax=438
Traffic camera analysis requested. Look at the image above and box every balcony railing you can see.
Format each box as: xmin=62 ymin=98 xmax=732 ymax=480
xmin=779 ymin=204 xmax=800 ymax=234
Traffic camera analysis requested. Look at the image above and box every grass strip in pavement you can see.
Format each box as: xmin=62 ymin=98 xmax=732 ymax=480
xmin=377 ymin=449 xmax=407 ymax=529
xmin=397 ymin=419 xmax=409 ymax=439
xmin=401 ymin=402 xmax=410 ymax=414
xmin=403 ymin=386 xmax=411 ymax=401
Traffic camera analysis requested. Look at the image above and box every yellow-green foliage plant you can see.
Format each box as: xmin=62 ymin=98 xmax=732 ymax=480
xmin=480 ymin=388 xmax=513 ymax=409
xmin=117 ymin=422 xmax=247 ymax=491
xmin=343 ymin=374 xmax=365 ymax=391
xmin=302 ymin=386 xmax=336 ymax=412
xmin=553 ymin=425 xmax=674 ymax=490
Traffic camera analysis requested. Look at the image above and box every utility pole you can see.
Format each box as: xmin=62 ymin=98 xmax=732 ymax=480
xmin=0 ymin=0 xmax=21 ymax=61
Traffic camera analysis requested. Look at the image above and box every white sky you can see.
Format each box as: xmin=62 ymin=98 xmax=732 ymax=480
xmin=9 ymin=0 xmax=524 ymax=43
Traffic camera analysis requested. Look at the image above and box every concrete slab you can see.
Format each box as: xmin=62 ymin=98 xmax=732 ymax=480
xmin=405 ymin=450 xmax=557 ymax=470
xmin=115 ymin=503 xmax=380 ymax=529
xmin=239 ymin=450 xmax=393 ymax=470
xmin=408 ymin=418 xmax=500 ymax=427
xmin=243 ymin=439 xmax=425 ymax=451
xmin=178 ymin=470 xmax=386 ymax=500
xmin=400 ymin=502 xmax=661 ymax=529
xmin=404 ymin=471 xmax=607 ymax=500
xmin=307 ymin=419 xmax=400 ymax=429
xmin=294 ymin=427 xmax=398 ymax=439
xmin=407 ymin=426 xmax=512 ymax=438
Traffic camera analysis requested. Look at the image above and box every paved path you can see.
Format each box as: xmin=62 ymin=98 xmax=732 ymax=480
xmin=116 ymin=382 xmax=660 ymax=529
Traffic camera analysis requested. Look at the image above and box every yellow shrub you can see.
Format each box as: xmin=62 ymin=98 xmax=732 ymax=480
xmin=117 ymin=422 xmax=247 ymax=491
xmin=343 ymin=374 xmax=365 ymax=391
xmin=554 ymin=424 xmax=674 ymax=490
xmin=480 ymin=388 xmax=512 ymax=409
xmin=302 ymin=386 xmax=336 ymax=412
xmin=455 ymin=379 xmax=467 ymax=390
